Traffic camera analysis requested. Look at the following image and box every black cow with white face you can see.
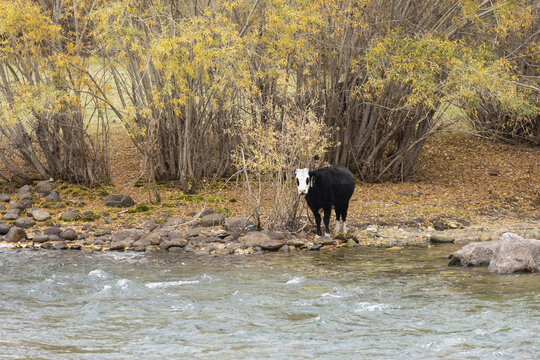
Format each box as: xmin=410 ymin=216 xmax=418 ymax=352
xmin=295 ymin=165 xmax=355 ymax=237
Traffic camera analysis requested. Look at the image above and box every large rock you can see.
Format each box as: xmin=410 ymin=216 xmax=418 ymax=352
xmin=161 ymin=237 xmax=188 ymax=250
xmin=4 ymin=227 xmax=26 ymax=242
xmin=17 ymin=185 xmax=32 ymax=200
xmin=449 ymin=233 xmax=540 ymax=273
xmin=104 ymin=194 xmax=135 ymax=207
xmin=60 ymin=210 xmax=80 ymax=221
xmin=239 ymin=231 xmax=284 ymax=251
xmin=14 ymin=217 xmax=36 ymax=229
xmin=488 ymin=234 xmax=540 ymax=274
xmin=32 ymin=209 xmax=51 ymax=222
xmin=45 ymin=191 xmax=61 ymax=202
xmin=224 ymin=215 xmax=253 ymax=231
xmin=199 ymin=212 xmax=226 ymax=227
xmin=111 ymin=229 xmax=145 ymax=243
xmin=2 ymin=209 xmax=21 ymax=220
xmin=0 ymin=222 xmax=11 ymax=235
xmin=0 ymin=194 xmax=10 ymax=202
xmin=35 ymin=181 xmax=53 ymax=196
xmin=109 ymin=239 xmax=133 ymax=251
xmin=60 ymin=228 xmax=78 ymax=241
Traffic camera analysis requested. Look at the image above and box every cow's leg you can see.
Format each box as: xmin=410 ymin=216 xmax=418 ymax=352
xmin=342 ymin=203 xmax=350 ymax=233
xmin=323 ymin=207 xmax=331 ymax=237
xmin=312 ymin=208 xmax=322 ymax=237
xmin=334 ymin=207 xmax=342 ymax=235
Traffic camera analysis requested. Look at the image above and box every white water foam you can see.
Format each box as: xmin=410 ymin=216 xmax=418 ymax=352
xmin=144 ymin=280 xmax=199 ymax=289
xmin=89 ymin=269 xmax=108 ymax=279
xmin=286 ymin=276 xmax=305 ymax=284
xmin=355 ymin=302 xmax=389 ymax=312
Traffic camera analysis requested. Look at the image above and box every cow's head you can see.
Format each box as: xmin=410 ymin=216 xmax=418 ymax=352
xmin=295 ymin=168 xmax=310 ymax=195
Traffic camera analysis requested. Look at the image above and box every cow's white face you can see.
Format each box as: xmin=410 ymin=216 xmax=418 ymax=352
xmin=295 ymin=168 xmax=310 ymax=195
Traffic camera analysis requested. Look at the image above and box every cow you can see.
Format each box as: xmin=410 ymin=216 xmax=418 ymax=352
xmin=295 ymin=165 xmax=355 ymax=237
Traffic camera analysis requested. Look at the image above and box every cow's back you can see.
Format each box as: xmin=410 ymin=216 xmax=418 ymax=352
xmin=311 ymin=165 xmax=355 ymax=205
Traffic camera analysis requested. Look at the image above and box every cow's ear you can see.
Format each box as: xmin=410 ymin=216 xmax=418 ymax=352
xmin=308 ymin=171 xmax=316 ymax=187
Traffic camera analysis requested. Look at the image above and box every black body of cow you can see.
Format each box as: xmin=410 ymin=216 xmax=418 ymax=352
xmin=304 ymin=165 xmax=355 ymax=236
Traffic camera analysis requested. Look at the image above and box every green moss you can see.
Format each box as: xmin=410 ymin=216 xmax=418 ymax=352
xmin=126 ymin=205 xmax=150 ymax=213
xmin=229 ymin=198 xmax=238 ymax=203
xmin=81 ymin=213 xmax=101 ymax=222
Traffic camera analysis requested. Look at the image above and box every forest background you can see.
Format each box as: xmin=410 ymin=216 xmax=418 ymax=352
xmin=0 ymin=0 xmax=538 ymax=230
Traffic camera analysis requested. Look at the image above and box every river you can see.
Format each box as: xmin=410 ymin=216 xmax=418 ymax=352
xmin=1 ymin=244 xmax=539 ymax=359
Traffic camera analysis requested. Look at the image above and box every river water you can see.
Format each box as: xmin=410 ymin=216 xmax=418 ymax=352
xmin=1 ymin=244 xmax=539 ymax=359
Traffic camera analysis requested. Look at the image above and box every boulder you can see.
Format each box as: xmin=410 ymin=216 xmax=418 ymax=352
xmin=239 ymin=231 xmax=284 ymax=251
xmin=44 ymin=227 xmax=62 ymax=236
xmin=32 ymin=209 xmax=51 ymax=222
xmin=32 ymin=234 xmax=49 ymax=243
xmin=199 ymin=212 xmax=226 ymax=227
xmin=0 ymin=222 xmax=11 ymax=235
xmin=142 ymin=220 xmax=158 ymax=233
xmin=109 ymin=239 xmax=133 ymax=251
xmin=14 ymin=217 xmax=36 ymax=228
xmin=21 ymin=198 xmax=33 ymax=209
xmin=143 ymin=232 xmax=164 ymax=246
xmin=35 ymin=181 xmax=53 ymax=196
xmin=2 ymin=209 xmax=20 ymax=221
xmin=224 ymin=215 xmax=253 ymax=231
xmin=45 ymin=191 xmax=61 ymax=202
xmin=4 ymin=227 xmax=26 ymax=242
xmin=488 ymin=234 xmax=540 ymax=274
xmin=104 ymin=194 xmax=135 ymax=207
xmin=9 ymin=201 xmax=25 ymax=210
xmin=186 ymin=226 xmax=202 ymax=237
xmin=161 ymin=237 xmax=187 ymax=250
xmin=449 ymin=233 xmax=540 ymax=273
xmin=60 ymin=210 xmax=80 ymax=221
xmin=17 ymin=185 xmax=32 ymax=200
xmin=60 ymin=228 xmax=78 ymax=241
xmin=111 ymin=229 xmax=144 ymax=243
xmin=430 ymin=233 xmax=455 ymax=244
xmin=0 ymin=194 xmax=10 ymax=202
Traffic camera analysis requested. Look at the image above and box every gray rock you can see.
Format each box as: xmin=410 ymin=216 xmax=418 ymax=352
xmin=239 ymin=231 xmax=284 ymax=250
xmin=0 ymin=194 xmax=10 ymax=202
xmin=142 ymin=220 xmax=158 ymax=233
xmin=2 ymin=210 xmax=20 ymax=221
xmin=143 ymin=232 xmax=163 ymax=246
xmin=53 ymin=242 xmax=68 ymax=250
xmin=21 ymin=198 xmax=33 ymax=209
xmin=4 ymin=227 xmax=26 ymax=242
xmin=430 ymin=234 xmax=455 ymax=243
xmin=0 ymin=222 xmax=11 ymax=235
xmin=449 ymin=233 xmax=540 ymax=274
xmin=488 ymin=233 xmax=540 ymax=274
xmin=309 ymin=243 xmax=323 ymax=251
xmin=111 ymin=229 xmax=144 ymax=243
xmin=45 ymin=191 xmax=61 ymax=202
xmin=17 ymin=185 xmax=32 ymax=200
xmin=200 ymin=213 xmax=226 ymax=227
xmin=32 ymin=234 xmax=49 ymax=243
xmin=60 ymin=210 xmax=80 ymax=221
xmin=132 ymin=238 xmax=152 ymax=248
xmin=104 ymin=194 xmax=135 ymax=207
xmin=448 ymin=241 xmax=496 ymax=267
xmin=44 ymin=227 xmax=62 ymax=236
xmin=35 ymin=181 xmax=53 ymax=196
xmin=70 ymin=244 xmax=81 ymax=250
xmin=14 ymin=217 xmax=36 ymax=228
xmin=32 ymin=209 xmax=51 ymax=222
xmin=48 ymin=235 xmax=61 ymax=242
xmin=9 ymin=201 xmax=25 ymax=210
xmin=60 ymin=228 xmax=78 ymax=241
xmin=109 ymin=239 xmax=133 ymax=250
xmin=161 ymin=237 xmax=188 ymax=250
xmin=186 ymin=226 xmax=202 ymax=237
xmin=224 ymin=215 xmax=253 ymax=231
xmin=0 ymin=204 xmax=5 ymax=211
xmin=163 ymin=217 xmax=185 ymax=227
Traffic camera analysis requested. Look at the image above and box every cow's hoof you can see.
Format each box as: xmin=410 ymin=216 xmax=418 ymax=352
xmin=324 ymin=233 xmax=331 ymax=237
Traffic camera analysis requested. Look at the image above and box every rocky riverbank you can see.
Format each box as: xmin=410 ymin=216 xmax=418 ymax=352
xmin=1 ymin=181 xmax=539 ymax=256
